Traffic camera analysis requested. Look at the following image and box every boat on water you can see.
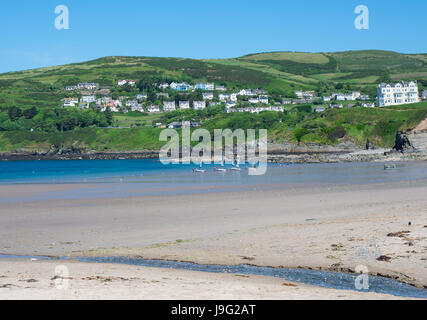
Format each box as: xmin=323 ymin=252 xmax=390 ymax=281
xmin=384 ymin=164 xmax=397 ymax=170
xmin=229 ymin=158 xmax=242 ymax=171
xmin=193 ymin=161 xmax=206 ymax=173
xmin=214 ymin=158 xmax=227 ymax=172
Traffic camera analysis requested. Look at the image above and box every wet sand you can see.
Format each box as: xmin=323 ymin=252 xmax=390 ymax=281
xmin=0 ymin=259 xmax=411 ymax=300
xmin=0 ymin=178 xmax=426 ymax=298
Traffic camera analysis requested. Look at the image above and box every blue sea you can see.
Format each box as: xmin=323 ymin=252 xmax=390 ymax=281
xmin=1 ymin=159 xmax=427 ymax=203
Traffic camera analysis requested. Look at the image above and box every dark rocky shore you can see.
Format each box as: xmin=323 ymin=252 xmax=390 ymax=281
xmin=1 ymin=132 xmax=426 ymax=163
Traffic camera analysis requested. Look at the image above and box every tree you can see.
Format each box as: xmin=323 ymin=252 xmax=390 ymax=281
xmin=104 ymin=107 xmax=113 ymax=125
xmin=23 ymin=106 xmax=38 ymax=119
xmin=8 ymin=106 xmax=22 ymax=121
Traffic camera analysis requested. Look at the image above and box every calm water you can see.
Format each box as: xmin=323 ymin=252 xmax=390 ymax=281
xmin=1 ymin=254 xmax=426 ymax=299
xmin=1 ymin=159 xmax=427 ymax=203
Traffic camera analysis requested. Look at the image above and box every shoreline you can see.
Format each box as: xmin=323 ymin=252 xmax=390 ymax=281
xmin=1 ymin=149 xmax=426 ymax=163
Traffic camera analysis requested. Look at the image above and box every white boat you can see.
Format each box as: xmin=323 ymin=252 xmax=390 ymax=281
xmin=214 ymin=158 xmax=227 ymax=172
xmin=193 ymin=162 xmax=206 ymax=173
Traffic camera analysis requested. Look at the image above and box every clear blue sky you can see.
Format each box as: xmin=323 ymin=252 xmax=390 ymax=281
xmin=0 ymin=0 xmax=426 ymax=73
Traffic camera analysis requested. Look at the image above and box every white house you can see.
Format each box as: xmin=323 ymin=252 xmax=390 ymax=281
xmin=131 ymin=105 xmax=144 ymax=112
xmin=62 ymin=98 xmax=79 ymax=107
xmin=377 ymin=81 xmax=420 ymax=107
xmin=238 ymin=89 xmax=256 ymax=96
xmin=215 ymin=85 xmax=226 ymax=91
xmin=323 ymin=96 xmax=332 ymax=102
xmin=422 ymin=90 xmax=427 ymax=100
xmin=147 ymin=105 xmax=160 ymax=113
xmin=179 ymin=101 xmax=190 ymax=109
xmin=118 ymin=80 xmax=136 ymax=87
xmin=81 ymin=95 xmax=96 ymax=103
xmin=202 ymin=92 xmax=214 ymax=100
xmin=193 ymin=101 xmax=206 ymax=110
xmin=314 ymin=106 xmax=326 ymax=113
xmin=248 ymin=97 xmax=259 ymax=104
xmin=163 ymin=101 xmax=176 ymax=112
xmin=259 ymin=96 xmax=269 ymax=104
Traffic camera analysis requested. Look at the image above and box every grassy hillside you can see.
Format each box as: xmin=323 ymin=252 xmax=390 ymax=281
xmin=1 ymin=50 xmax=427 ymax=153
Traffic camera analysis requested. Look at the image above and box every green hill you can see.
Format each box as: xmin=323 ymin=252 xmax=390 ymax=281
xmin=1 ymin=50 xmax=427 ymax=153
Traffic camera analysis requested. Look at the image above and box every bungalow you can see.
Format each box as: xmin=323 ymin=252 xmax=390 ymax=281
xmin=179 ymin=101 xmax=190 ymax=109
xmin=79 ymin=103 xmax=89 ymax=109
xmin=322 ymin=96 xmax=332 ymax=102
xmin=202 ymin=92 xmax=214 ymax=100
xmin=359 ymin=95 xmax=370 ymax=101
xmin=158 ymin=83 xmax=169 ymax=90
xmin=335 ymin=93 xmax=346 ymax=101
xmin=422 ymin=91 xmax=427 ymax=100
xmin=215 ymin=85 xmax=226 ymax=91
xmin=81 ymin=95 xmax=96 ymax=103
xmin=193 ymin=101 xmax=206 ymax=110
xmin=147 ymin=105 xmax=160 ymax=113
xmin=163 ymin=101 xmax=176 ymax=112
xmin=65 ymin=86 xmax=77 ymax=91
xmin=281 ymin=99 xmax=292 ymax=105
xmin=329 ymin=104 xmax=343 ymax=109
xmin=248 ymin=97 xmax=259 ymax=104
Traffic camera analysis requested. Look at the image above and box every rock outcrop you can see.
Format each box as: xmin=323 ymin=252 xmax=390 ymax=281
xmin=393 ymin=131 xmax=414 ymax=152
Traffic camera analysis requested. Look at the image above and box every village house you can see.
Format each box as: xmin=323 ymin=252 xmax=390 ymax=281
xmin=79 ymin=103 xmax=89 ymax=109
xmin=147 ymin=105 xmax=160 ymax=113
xmin=179 ymin=101 xmax=190 ymax=109
xmin=81 ymin=95 xmax=96 ymax=103
xmin=422 ymin=90 xmax=427 ymax=100
xmin=78 ymin=83 xmax=99 ymax=90
xmin=259 ymin=96 xmax=269 ymax=104
xmin=193 ymin=101 xmax=206 ymax=110
xmin=170 ymin=82 xmax=192 ymax=91
xmin=281 ymin=99 xmax=292 ymax=105
xmin=135 ymin=94 xmax=147 ymax=100
xmin=361 ymin=103 xmax=375 ymax=108
xmin=359 ymin=95 xmax=370 ymax=101
xmin=62 ymin=98 xmax=79 ymax=107
xmin=125 ymin=100 xmax=139 ymax=108
xmin=202 ymin=92 xmax=214 ymax=100
xmin=377 ymin=81 xmax=420 ymax=107
xmin=238 ymin=89 xmax=256 ymax=96
xmin=131 ymin=105 xmax=144 ymax=112
xmin=158 ymin=83 xmax=169 ymax=90
xmin=314 ymin=106 xmax=326 ymax=113
xmin=195 ymin=83 xmax=214 ymax=91
xmin=248 ymin=97 xmax=259 ymax=104
xmin=163 ymin=101 xmax=176 ymax=112
xmin=65 ymin=86 xmax=77 ymax=91
xmin=219 ymin=93 xmax=237 ymax=102
xmin=118 ymin=80 xmax=136 ymax=87
xmin=323 ymin=96 xmax=332 ymax=102
xmin=215 ymin=85 xmax=226 ymax=91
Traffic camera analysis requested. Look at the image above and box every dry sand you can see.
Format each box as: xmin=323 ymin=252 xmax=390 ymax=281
xmin=0 ymin=178 xmax=426 ymax=299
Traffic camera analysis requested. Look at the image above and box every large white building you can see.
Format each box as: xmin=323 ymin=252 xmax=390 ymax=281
xmin=377 ymin=81 xmax=420 ymax=107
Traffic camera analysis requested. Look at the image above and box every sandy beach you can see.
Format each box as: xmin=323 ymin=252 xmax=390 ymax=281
xmin=0 ymin=176 xmax=426 ymax=299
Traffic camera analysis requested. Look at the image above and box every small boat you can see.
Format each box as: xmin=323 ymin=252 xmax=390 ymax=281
xmin=230 ymin=158 xmax=241 ymax=171
xmin=384 ymin=164 xmax=396 ymax=170
xmin=214 ymin=158 xmax=227 ymax=172
xmin=193 ymin=161 xmax=206 ymax=173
